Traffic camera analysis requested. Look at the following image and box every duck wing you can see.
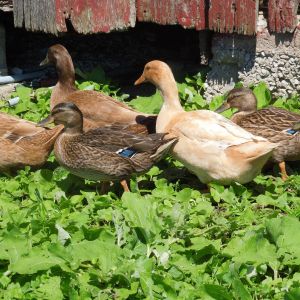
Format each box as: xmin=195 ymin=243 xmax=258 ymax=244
xmin=72 ymin=125 xmax=168 ymax=154
xmin=0 ymin=113 xmax=44 ymax=139
xmin=238 ymin=107 xmax=300 ymax=142
xmin=169 ymin=110 xmax=265 ymax=148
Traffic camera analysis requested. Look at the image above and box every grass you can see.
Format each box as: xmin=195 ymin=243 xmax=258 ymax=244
xmin=0 ymin=71 xmax=300 ymax=299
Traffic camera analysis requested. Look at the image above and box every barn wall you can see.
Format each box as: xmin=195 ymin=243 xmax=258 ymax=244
xmin=13 ymin=0 xmax=57 ymax=33
xmin=11 ymin=0 xmax=300 ymax=35
xmin=55 ymin=0 xmax=136 ymax=34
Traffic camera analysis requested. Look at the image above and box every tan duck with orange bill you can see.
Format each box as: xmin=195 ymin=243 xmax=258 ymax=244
xmin=216 ymin=87 xmax=300 ymax=180
xmin=135 ymin=61 xmax=278 ymax=185
xmin=0 ymin=112 xmax=63 ymax=174
xmin=40 ymin=44 xmax=156 ymax=133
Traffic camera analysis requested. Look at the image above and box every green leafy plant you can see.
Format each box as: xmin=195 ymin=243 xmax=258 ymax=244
xmin=0 ymin=73 xmax=300 ymax=299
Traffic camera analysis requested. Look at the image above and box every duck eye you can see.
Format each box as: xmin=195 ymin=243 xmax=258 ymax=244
xmin=145 ymin=66 xmax=150 ymax=71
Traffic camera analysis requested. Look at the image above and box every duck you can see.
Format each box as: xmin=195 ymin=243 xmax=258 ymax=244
xmin=215 ymin=87 xmax=300 ymax=180
xmin=134 ymin=60 xmax=278 ymax=185
xmin=0 ymin=112 xmax=64 ymax=174
xmin=38 ymin=102 xmax=177 ymax=192
xmin=40 ymin=44 xmax=156 ymax=134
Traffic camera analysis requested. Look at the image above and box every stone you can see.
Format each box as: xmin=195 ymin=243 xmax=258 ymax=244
xmin=204 ymin=31 xmax=300 ymax=101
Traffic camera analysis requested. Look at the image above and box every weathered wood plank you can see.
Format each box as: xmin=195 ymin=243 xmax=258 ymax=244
xmin=209 ymin=0 xmax=257 ymax=35
xmin=136 ymin=0 xmax=206 ymax=30
xmin=55 ymin=0 xmax=136 ymax=34
xmin=13 ymin=0 xmax=135 ymax=34
xmin=209 ymin=0 xmax=234 ymax=33
xmin=268 ymin=0 xmax=299 ymax=33
xmin=13 ymin=0 xmax=57 ymax=34
xmin=235 ymin=0 xmax=257 ymax=35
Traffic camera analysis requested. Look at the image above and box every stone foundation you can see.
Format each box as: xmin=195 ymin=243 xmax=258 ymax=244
xmin=204 ymin=24 xmax=300 ymax=101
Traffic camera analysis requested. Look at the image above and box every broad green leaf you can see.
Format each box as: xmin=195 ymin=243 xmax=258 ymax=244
xmin=128 ymin=90 xmax=163 ymax=114
xmin=285 ymin=288 xmax=300 ymax=300
xmin=200 ymin=284 xmax=233 ymax=300
xmin=122 ymin=193 xmax=162 ymax=243
xmin=253 ymin=82 xmax=271 ymax=109
xmin=0 ymin=231 xmax=29 ymax=262
xmin=232 ymin=278 xmax=252 ymax=300
xmin=69 ymin=239 xmax=121 ymax=272
xmin=36 ymin=276 xmax=63 ymax=300
xmin=10 ymin=248 xmax=66 ymax=274
xmin=223 ymin=231 xmax=278 ymax=266
xmin=266 ymin=216 xmax=300 ymax=262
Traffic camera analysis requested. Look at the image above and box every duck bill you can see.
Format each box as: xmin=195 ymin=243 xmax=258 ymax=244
xmin=37 ymin=115 xmax=55 ymax=128
xmin=215 ymin=102 xmax=230 ymax=113
xmin=39 ymin=55 xmax=49 ymax=66
xmin=134 ymin=74 xmax=146 ymax=85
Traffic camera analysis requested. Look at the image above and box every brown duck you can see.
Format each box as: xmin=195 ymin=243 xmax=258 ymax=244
xmin=38 ymin=102 xmax=177 ymax=192
xmin=40 ymin=44 xmax=156 ymax=134
xmin=216 ymin=87 xmax=300 ymax=180
xmin=0 ymin=112 xmax=63 ymax=174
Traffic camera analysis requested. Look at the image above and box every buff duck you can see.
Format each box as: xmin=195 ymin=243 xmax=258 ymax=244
xmin=135 ymin=61 xmax=278 ymax=185
xmin=215 ymin=87 xmax=300 ymax=180
xmin=40 ymin=44 xmax=156 ymax=134
xmin=0 ymin=112 xmax=63 ymax=173
xmin=38 ymin=103 xmax=177 ymax=192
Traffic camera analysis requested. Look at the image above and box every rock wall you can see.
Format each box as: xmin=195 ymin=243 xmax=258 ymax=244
xmin=204 ymin=16 xmax=300 ymax=101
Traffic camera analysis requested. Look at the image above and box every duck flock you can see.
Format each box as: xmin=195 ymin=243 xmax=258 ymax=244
xmin=2 ymin=44 xmax=300 ymax=192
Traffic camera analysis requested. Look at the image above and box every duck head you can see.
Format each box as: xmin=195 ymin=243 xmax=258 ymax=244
xmin=40 ymin=44 xmax=75 ymax=83
xmin=135 ymin=60 xmax=176 ymax=91
xmin=135 ymin=61 xmax=183 ymax=111
xmin=40 ymin=44 xmax=71 ymax=67
xmin=38 ymin=102 xmax=83 ymax=134
xmin=216 ymin=87 xmax=257 ymax=113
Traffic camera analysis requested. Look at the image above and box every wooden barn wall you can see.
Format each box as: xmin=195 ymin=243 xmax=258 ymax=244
xmin=11 ymin=0 xmax=300 ymax=35
xmin=268 ymin=0 xmax=299 ymax=33
xmin=136 ymin=0 xmax=206 ymax=30
xmin=13 ymin=0 xmax=57 ymax=33
xmin=55 ymin=0 xmax=136 ymax=34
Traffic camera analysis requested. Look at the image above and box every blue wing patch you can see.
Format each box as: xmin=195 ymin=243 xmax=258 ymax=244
xmin=286 ymin=129 xmax=298 ymax=135
xmin=117 ymin=148 xmax=136 ymax=158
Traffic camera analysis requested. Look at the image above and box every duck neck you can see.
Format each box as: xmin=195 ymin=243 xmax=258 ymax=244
xmin=55 ymin=55 xmax=76 ymax=88
xmin=63 ymin=123 xmax=83 ymax=135
xmin=159 ymin=78 xmax=183 ymax=112
xmin=156 ymin=77 xmax=183 ymax=133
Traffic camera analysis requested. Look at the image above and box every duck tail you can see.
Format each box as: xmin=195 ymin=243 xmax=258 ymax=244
xmin=150 ymin=137 xmax=178 ymax=162
xmin=228 ymin=140 xmax=279 ymax=172
xmin=247 ymin=141 xmax=279 ymax=161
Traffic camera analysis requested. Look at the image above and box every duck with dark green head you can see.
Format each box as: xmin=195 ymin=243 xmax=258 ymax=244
xmin=38 ymin=102 xmax=177 ymax=192
xmin=216 ymin=87 xmax=300 ymax=180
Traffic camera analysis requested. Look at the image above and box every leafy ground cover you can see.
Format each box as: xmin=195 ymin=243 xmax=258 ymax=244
xmin=1 ymin=71 xmax=300 ymax=299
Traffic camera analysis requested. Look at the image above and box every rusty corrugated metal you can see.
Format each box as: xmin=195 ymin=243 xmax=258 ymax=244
xmin=209 ymin=0 xmax=257 ymax=35
xmin=268 ymin=0 xmax=299 ymax=33
xmin=55 ymin=0 xmax=136 ymax=34
xmin=136 ymin=0 xmax=206 ymax=30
